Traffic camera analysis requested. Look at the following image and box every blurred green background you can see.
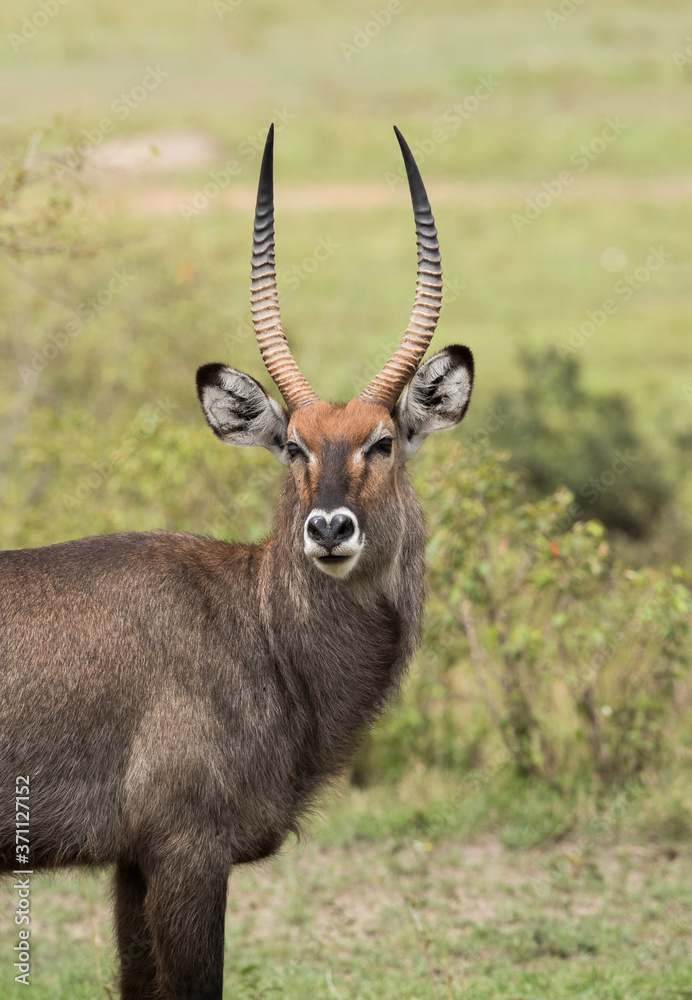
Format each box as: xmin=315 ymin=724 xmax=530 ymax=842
xmin=1 ymin=1 xmax=692 ymax=996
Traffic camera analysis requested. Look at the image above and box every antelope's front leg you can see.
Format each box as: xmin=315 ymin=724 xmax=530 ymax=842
xmin=141 ymin=837 xmax=230 ymax=1000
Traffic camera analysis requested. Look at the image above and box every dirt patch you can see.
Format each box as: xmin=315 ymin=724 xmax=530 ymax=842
xmin=225 ymin=834 xmax=689 ymax=945
xmin=86 ymin=129 xmax=218 ymax=176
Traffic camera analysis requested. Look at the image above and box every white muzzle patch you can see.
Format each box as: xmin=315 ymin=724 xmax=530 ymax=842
xmin=303 ymin=507 xmax=364 ymax=579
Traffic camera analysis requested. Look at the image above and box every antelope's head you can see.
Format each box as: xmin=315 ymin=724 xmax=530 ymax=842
xmin=197 ymin=125 xmax=474 ymax=579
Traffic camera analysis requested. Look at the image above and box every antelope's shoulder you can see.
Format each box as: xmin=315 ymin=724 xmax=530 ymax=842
xmin=0 ymin=532 xmax=263 ymax=640
xmin=0 ymin=530 xmax=258 ymax=574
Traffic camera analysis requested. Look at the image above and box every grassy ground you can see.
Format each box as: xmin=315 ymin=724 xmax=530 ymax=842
xmin=1 ymin=774 xmax=692 ymax=999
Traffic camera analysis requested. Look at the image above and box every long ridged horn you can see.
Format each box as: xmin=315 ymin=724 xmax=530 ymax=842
xmin=251 ymin=124 xmax=319 ymax=411
xmin=360 ymin=126 xmax=443 ymax=409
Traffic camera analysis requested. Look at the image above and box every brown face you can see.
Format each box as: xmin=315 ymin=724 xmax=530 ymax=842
xmin=197 ymin=347 xmax=474 ymax=582
xmin=285 ymin=398 xmax=398 ymax=579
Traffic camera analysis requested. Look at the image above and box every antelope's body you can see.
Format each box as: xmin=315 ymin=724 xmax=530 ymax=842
xmin=0 ymin=126 xmax=473 ymax=1000
xmin=0 ymin=475 xmax=424 ymax=870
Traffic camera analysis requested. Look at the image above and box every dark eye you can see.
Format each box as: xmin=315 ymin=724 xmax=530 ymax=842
xmin=286 ymin=441 xmax=304 ymax=460
xmin=369 ymin=436 xmax=393 ymax=457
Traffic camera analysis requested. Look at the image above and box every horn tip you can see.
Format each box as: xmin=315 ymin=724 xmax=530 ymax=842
xmin=392 ymin=125 xmax=412 ymax=160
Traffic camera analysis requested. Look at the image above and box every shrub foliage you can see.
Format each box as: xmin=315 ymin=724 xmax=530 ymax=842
xmin=356 ymin=442 xmax=692 ymax=786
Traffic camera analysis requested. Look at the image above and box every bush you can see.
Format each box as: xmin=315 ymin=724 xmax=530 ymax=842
xmin=0 ymin=128 xmax=96 ymax=260
xmin=490 ymin=349 xmax=673 ymax=540
xmin=354 ymin=440 xmax=692 ymax=787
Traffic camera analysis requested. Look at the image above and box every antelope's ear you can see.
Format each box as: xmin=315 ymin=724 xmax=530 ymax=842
xmin=196 ymin=364 xmax=289 ymax=465
xmin=395 ymin=345 xmax=474 ymax=462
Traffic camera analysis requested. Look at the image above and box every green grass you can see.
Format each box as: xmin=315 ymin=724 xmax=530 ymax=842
xmin=2 ymin=774 xmax=692 ymax=998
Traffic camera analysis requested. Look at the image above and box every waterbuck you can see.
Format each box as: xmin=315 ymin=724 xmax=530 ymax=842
xmin=0 ymin=125 xmax=474 ymax=999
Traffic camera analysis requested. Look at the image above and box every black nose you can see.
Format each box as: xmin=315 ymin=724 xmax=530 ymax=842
xmin=307 ymin=513 xmax=355 ymax=549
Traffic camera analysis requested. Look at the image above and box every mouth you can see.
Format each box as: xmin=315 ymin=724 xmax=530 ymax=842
xmin=311 ymin=551 xmax=361 ymax=579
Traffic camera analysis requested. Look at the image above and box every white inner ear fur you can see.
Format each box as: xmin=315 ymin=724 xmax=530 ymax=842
xmin=200 ymin=368 xmax=289 ymax=464
xmin=396 ymin=350 xmax=473 ymax=462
